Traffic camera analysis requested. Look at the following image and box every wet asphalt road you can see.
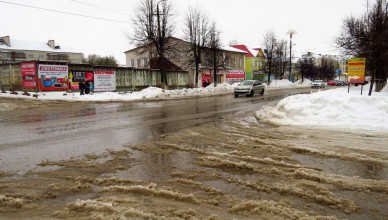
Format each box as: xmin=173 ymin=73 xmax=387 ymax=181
xmin=0 ymin=88 xmax=311 ymax=174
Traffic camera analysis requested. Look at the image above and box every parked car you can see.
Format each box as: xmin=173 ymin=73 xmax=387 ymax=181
xmin=311 ymin=80 xmax=325 ymax=88
xmin=234 ymin=80 xmax=265 ymax=97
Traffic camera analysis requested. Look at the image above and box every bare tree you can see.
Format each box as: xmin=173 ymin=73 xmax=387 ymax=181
xmin=262 ymin=30 xmax=277 ymax=85
xmin=84 ymin=54 xmax=118 ymax=67
xmin=336 ymin=0 xmax=388 ymax=95
xmin=318 ymin=56 xmax=338 ymax=80
xmin=273 ymin=40 xmax=288 ymax=79
xmin=130 ymin=0 xmax=175 ymax=89
xmin=207 ymin=22 xmax=222 ymax=87
xmin=183 ymin=7 xmax=211 ymax=88
xmin=228 ymin=39 xmax=239 ymax=46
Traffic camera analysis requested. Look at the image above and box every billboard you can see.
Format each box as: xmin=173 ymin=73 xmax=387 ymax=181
xmin=226 ymin=70 xmax=245 ymax=84
xmin=69 ymin=71 xmax=94 ymax=90
xmin=348 ymin=58 xmax=366 ymax=84
xmin=94 ymin=70 xmax=116 ymax=92
xmin=20 ymin=62 xmax=37 ymax=89
xmin=38 ymin=64 xmax=69 ymax=91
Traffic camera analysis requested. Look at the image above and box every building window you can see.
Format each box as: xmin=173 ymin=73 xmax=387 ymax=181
xmin=13 ymin=52 xmax=26 ymax=59
xmin=39 ymin=54 xmax=45 ymax=59
xmin=143 ymin=58 xmax=148 ymax=67
xmin=2 ymin=53 xmax=10 ymax=58
xmin=137 ymin=59 xmax=141 ymax=68
xmin=59 ymin=54 xmax=69 ymax=60
xmin=28 ymin=54 xmax=34 ymax=59
xmin=131 ymin=59 xmax=135 ymax=67
xmin=48 ymin=54 xmax=69 ymax=61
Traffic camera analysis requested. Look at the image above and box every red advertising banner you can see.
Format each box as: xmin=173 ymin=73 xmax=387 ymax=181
xmin=38 ymin=64 xmax=69 ymax=91
xmin=226 ymin=70 xmax=245 ymax=84
xmin=226 ymin=70 xmax=245 ymax=79
xmin=201 ymin=74 xmax=211 ymax=87
xmin=21 ymin=62 xmax=37 ymax=89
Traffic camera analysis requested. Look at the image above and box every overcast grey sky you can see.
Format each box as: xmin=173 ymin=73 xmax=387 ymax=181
xmin=1 ymin=0 xmax=367 ymax=64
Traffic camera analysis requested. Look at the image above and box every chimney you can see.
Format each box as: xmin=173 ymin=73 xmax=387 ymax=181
xmin=1 ymin=36 xmax=11 ymax=46
xmin=48 ymin=40 xmax=55 ymax=49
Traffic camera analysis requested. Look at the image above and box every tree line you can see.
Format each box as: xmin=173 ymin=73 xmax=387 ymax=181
xmin=86 ymin=0 xmax=387 ymax=93
xmin=337 ymin=0 xmax=388 ymax=95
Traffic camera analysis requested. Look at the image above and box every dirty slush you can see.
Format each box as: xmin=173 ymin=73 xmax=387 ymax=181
xmin=1 ymin=112 xmax=387 ymax=219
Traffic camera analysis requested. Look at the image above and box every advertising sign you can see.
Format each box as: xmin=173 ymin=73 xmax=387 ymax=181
xmin=94 ymin=70 xmax=116 ymax=91
xmin=20 ymin=62 xmax=37 ymax=89
xmin=348 ymin=58 xmax=366 ymax=84
xmin=38 ymin=64 xmax=69 ymax=91
xmin=201 ymin=73 xmax=211 ymax=87
xmin=69 ymin=71 xmax=94 ymax=90
xmin=226 ymin=70 xmax=245 ymax=84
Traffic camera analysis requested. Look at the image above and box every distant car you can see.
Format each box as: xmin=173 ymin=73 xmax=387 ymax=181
xmin=327 ymin=80 xmax=345 ymax=86
xmin=327 ymin=80 xmax=337 ymax=86
xmin=311 ymin=80 xmax=325 ymax=88
xmin=336 ymin=80 xmax=346 ymax=86
xmin=234 ymin=80 xmax=265 ymax=97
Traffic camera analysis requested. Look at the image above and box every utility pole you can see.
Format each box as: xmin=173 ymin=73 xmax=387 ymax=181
xmin=156 ymin=0 xmax=166 ymax=89
xmin=287 ymin=29 xmax=297 ymax=81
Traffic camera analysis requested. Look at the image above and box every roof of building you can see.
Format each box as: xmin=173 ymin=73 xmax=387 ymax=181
xmin=0 ymin=38 xmax=81 ymax=54
xmin=220 ymin=45 xmax=247 ymax=54
xmin=230 ymin=45 xmax=266 ymax=58
xmin=124 ymin=37 xmax=247 ymax=54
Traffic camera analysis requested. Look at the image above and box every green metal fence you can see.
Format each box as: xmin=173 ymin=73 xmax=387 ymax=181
xmin=0 ymin=62 xmax=190 ymax=92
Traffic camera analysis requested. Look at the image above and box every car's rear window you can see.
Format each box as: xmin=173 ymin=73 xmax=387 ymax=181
xmin=241 ymin=81 xmax=254 ymax=85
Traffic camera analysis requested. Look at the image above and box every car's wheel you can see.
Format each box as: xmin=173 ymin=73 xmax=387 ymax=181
xmin=260 ymin=88 xmax=265 ymax=95
xmin=248 ymin=90 xmax=254 ymax=97
xmin=234 ymin=94 xmax=238 ymax=98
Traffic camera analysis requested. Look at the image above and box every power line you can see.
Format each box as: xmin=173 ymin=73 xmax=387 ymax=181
xmin=79 ymin=0 xmax=133 ymax=12
xmin=69 ymin=0 xmax=129 ymax=16
xmin=0 ymin=0 xmax=129 ymax=24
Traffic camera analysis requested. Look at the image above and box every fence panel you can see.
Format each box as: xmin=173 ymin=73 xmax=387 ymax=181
xmin=1 ymin=62 xmax=190 ymax=91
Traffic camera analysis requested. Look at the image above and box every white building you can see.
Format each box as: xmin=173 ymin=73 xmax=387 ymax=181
xmin=0 ymin=36 xmax=84 ymax=64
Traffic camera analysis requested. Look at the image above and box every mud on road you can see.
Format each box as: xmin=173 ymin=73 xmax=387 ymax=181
xmin=1 ymin=112 xmax=388 ymax=219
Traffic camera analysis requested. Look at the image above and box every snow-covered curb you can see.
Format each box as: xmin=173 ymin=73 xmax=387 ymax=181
xmin=0 ymin=80 xmax=310 ymax=102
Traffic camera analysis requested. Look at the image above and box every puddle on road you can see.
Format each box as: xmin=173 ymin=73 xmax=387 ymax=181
xmin=114 ymin=150 xmax=198 ymax=181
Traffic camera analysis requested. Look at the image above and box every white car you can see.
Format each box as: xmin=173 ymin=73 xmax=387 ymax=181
xmin=234 ymin=80 xmax=265 ymax=97
xmin=311 ymin=80 xmax=325 ymax=88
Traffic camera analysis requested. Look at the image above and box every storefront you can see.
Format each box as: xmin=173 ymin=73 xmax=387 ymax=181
xmin=201 ymin=69 xmax=245 ymax=87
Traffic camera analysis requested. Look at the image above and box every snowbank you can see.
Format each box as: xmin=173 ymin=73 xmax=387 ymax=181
xmin=256 ymin=83 xmax=388 ymax=131
xmin=0 ymin=80 xmax=309 ymax=102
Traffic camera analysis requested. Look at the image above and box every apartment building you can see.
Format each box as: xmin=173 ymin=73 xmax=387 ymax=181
xmin=124 ymin=37 xmax=247 ymax=87
xmin=230 ymin=45 xmax=267 ymax=80
xmin=0 ymin=36 xmax=84 ymax=64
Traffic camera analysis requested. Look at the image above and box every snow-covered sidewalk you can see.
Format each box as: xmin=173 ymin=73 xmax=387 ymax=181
xmin=0 ymin=79 xmax=310 ymax=102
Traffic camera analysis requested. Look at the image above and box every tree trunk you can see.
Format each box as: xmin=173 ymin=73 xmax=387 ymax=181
xmin=267 ymin=58 xmax=272 ymax=85
xmin=195 ymin=62 xmax=199 ymax=88
xmin=213 ymin=48 xmax=217 ymax=87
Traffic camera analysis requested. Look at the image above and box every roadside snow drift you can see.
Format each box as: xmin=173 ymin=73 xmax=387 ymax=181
xmin=256 ymin=85 xmax=388 ymax=131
